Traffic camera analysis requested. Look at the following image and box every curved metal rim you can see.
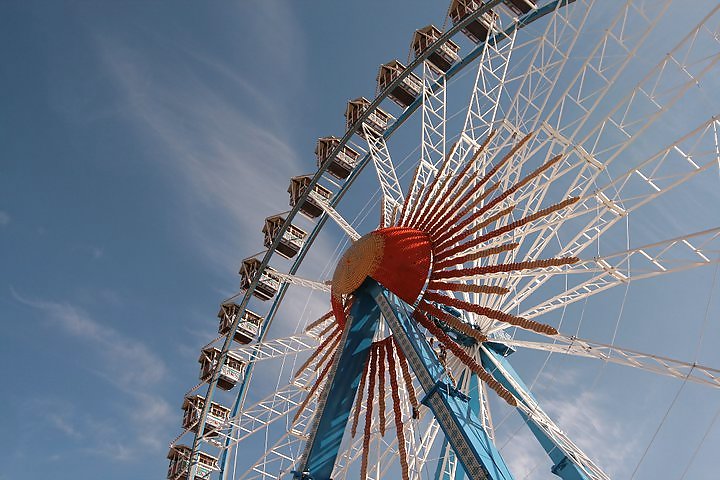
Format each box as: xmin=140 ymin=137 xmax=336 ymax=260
xmin=180 ymin=1 xmax=578 ymax=477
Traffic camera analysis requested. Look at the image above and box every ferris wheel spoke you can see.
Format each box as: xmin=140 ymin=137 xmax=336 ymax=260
xmin=226 ymin=334 xmax=319 ymax=363
xmin=307 ymin=190 xmax=361 ymax=242
xmin=493 ymin=117 xmax=720 ymax=313
xmin=331 ymin=346 xmax=453 ymax=479
xmin=500 ymin=334 xmax=720 ymax=388
xmin=266 ymin=271 xmax=331 ymax=293
xmin=514 ymin=115 xmax=719 ymax=248
xmin=543 ymin=0 xmax=674 ymax=139
xmin=502 ymin=0 xmax=596 ymax=134
xmin=329 ymin=386 xmax=403 ymax=478
xmin=460 ymin=20 xmax=516 ymax=150
xmin=236 ymin=376 xmax=324 ymax=480
xmin=480 ymin=112 xmax=720 ymax=315
xmin=488 ymin=2 xmax=720 ymax=281
xmin=362 ymin=126 xmax=404 ymax=227
xmin=421 ymin=62 xmax=447 ymax=168
xmin=238 ymin=430 xmax=305 ymax=480
xmin=217 ymin=372 xmax=313 ymax=448
xmin=560 ymin=5 xmax=720 ymax=201
xmin=498 ymin=227 xmax=720 ymax=320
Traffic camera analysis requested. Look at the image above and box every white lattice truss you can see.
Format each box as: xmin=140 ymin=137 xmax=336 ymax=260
xmin=266 ymin=271 xmax=331 ymax=293
xmin=308 ymin=190 xmax=361 ymax=241
xmin=362 ymin=124 xmax=404 ymax=227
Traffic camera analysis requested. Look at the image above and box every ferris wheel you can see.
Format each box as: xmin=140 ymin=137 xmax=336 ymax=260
xmin=167 ymin=1 xmax=720 ymax=479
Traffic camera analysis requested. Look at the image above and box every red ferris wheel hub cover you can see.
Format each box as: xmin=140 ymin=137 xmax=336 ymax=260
xmin=331 ymin=226 xmax=432 ymax=327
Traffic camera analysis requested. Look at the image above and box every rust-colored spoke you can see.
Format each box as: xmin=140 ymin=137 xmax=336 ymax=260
xmin=427 ymin=181 xmax=500 ymax=241
xmin=394 ymin=339 xmax=418 ymax=410
xmin=316 ymin=320 xmax=338 ymax=339
xmin=398 ymin=181 xmax=422 ymax=227
xmin=433 ymin=153 xmax=563 ymax=247
xmin=361 ymin=345 xmax=379 ymax=480
xmin=292 ymin=349 xmax=337 ymax=423
xmin=351 ymin=353 xmax=371 ymax=438
xmin=413 ymin=310 xmax=516 ymax=406
xmin=379 ymin=197 xmax=386 ymax=228
xmin=435 ymin=204 xmax=516 ymax=254
xmin=436 ymin=196 xmax=579 ymax=262
xmin=422 ymin=291 xmax=558 ymax=335
xmin=378 ymin=341 xmax=387 ymax=437
xmin=419 ymin=134 xmax=502 ymax=233
xmin=426 ymin=281 xmax=509 ymax=295
xmin=431 ymin=182 xmax=505 ymax=238
xmin=406 ymin=142 xmax=459 ymax=228
xmin=314 ymin=334 xmax=342 ymax=373
xmin=432 ymin=257 xmax=579 ymax=281
xmin=385 ymin=339 xmax=410 ymax=479
xmin=434 ymin=242 xmax=519 ymax=270
xmin=419 ymin=301 xmax=488 ymax=342
xmin=294 ymin=327 xmax=341 ymax=378
xmin=305 ymin=310 xmax=334 ymax=332
xmin=415 ymin=134 xmax=494 ymax=230
xmin=425 ymin=131 xmax=534 ymax=236
xmin=424 ymin=177 xmax=496 ymax=239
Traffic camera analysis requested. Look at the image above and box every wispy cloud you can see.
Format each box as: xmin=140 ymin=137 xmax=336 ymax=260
xmin=499 ymin=370 xmax=638 ymax=479
xmin=0 ymin=210 xmax=10 ymax=226
xmin=92 ymin=1 xmax=314 ymax=275
xmin=12 ymin=289 xmax=174 ymax=459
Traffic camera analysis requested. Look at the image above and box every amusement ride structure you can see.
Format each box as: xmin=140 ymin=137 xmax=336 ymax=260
xmin=168 ymin=1 xmax=720 ymax=479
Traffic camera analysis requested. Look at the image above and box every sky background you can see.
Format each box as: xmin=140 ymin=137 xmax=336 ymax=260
xmin=1 ymin=1 xmax=719 ymax=480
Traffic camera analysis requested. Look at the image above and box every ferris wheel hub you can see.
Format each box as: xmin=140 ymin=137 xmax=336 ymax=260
xmin=331 ymin=227 xmax=432 ymax=326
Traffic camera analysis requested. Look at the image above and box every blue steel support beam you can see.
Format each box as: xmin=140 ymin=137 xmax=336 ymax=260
xmin=434 ymin=371 xmax=484 ymax=480
xmin=372 ymin=283 xmax=514 ymax=480
xmin=480 ymin=347 xmax=589 ymax=480
xmin=295 ymin=280 xmax=382 ymax=480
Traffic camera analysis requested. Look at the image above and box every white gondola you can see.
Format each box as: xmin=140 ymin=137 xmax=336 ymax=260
xmin=181 ymin=395 xmax=230 ymax=436
xmin=288 ymin=175 xmax=333 ymax=219
xmin=217 ymin=302 xmax=264 ymax=344
xmin=198 ymin=347 xmax=247 ymax=391
xmin=262 ymin=215 xmax=307 ymax=259
xmin=315 ymin=137 xmax=360 ymax=180
xmin=449 ymin=0 xmax=498 ymax=43
xmin=377 ymin=60 xmax=422 ymax=108
xmin=167 ymin=445 xmax=217 ymax=480
xmin=411 ymin=25 xmax=460 ymax=73
xmin=239 ymin=257 xmax=279 ymax=301
xmin=345 ymin=97 xmax=394 ymax=140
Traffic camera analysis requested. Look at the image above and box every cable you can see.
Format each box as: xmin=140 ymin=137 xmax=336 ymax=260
xmin=629 ymin=368 xmax=692 ymax=479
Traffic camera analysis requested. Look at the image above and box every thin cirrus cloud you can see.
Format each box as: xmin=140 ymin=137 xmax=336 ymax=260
xmin=92 ymin=3 xmax=313 ymax=276
xmin=11 ymin=289 xmax=173 ymax=457
xmin=500 ymin=391 xmax=635 ymax=478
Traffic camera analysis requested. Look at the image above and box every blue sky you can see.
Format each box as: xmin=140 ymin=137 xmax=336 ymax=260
xmin=1 ymin=1 xmax=719 ymax=479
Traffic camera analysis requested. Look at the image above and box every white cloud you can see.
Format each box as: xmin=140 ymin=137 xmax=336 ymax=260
xmin=0 ymin=210 xmax=9 ymax=226
xmin=499 ymin=370 xmax=638 ymax=479
xmin=12 ymin=290 xmax=174 ymax=459
xmin=47 ymin=412 xmax=82 ymax=439
xmin=91 ymin=2 xmax=315 ymax=276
